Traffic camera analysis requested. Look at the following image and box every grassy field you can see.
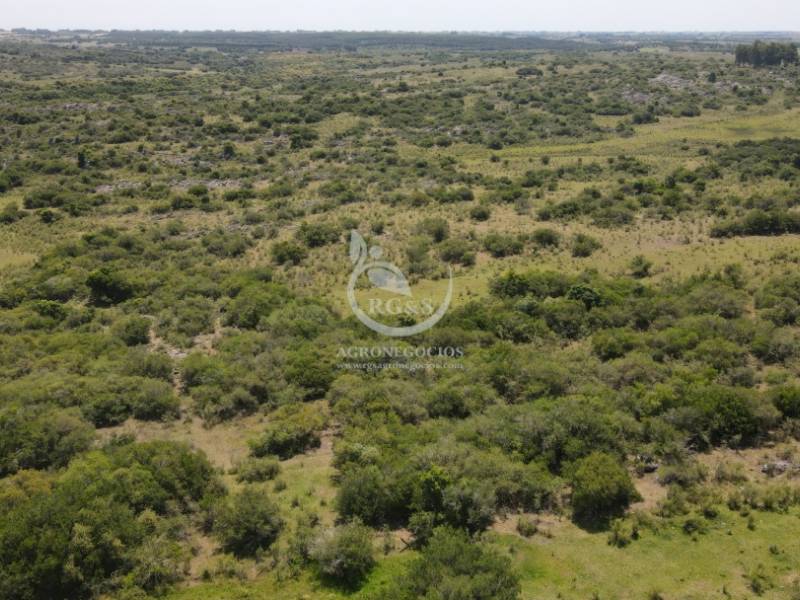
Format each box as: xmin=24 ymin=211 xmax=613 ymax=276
xmin=508 ymin=510 xmax=800 ymax=600
xmin=0 ymin=247 xmax=36 ymax=270
xmin=164 ymin=507 xmax=800 ymax=600
xmin=165 ymin=554 xmax=415 ymax=600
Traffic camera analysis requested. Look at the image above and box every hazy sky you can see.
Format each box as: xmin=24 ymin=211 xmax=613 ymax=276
xmin=2 ymin=0 xmax=800 ymax=32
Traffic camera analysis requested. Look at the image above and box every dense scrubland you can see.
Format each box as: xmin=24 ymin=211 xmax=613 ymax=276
xmin=1 ymin=30 xmax=800 ymax=600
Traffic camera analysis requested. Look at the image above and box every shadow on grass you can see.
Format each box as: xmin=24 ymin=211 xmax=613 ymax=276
xmin=312 ymin=567 xmax=373 ymax=596
xmin=571 ymin=510 xmax=622 ymax=533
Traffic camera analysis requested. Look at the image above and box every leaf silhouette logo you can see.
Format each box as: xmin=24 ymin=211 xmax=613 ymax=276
xmin=367 ymin=266 xmax=412 ymax=297
xmin=349 ymin=231 xmax=412 ymax=296
xmin=349 ymin=231 xmax=368 ymax=266
xmin=346 ymin=230 xmax=453 ymax=337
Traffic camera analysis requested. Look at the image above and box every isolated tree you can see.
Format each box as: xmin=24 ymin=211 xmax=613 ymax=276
xmin=382 ymin=527 xmax=521 ymax=600
xmin=213 ymin=487 xmax=283 ymax=557
xmin=629 ymin=255 xmax=653 ymax=278
xmin=570 ymin=452 xmax=640 ymax=524
xmin=309 ymin=520 xmax=375 ymax=586
xmin=86 ymin=268 xmax=134 ymax=305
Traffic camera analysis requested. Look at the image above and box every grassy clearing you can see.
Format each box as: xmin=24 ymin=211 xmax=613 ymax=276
xmin=165 ymin=505 xmax=800 ymax=600
xmin=0 ymin=246 xmax=36 ymax=270
xmin=500 ymin=507 xmax=800 ymax=600
xmin=98 ymin=414 xmax=265 ymax=472
xmin=272 ymin=429 xmax=339 ymax=526
xmin=166 ymin=552 xmax=415 ymax=600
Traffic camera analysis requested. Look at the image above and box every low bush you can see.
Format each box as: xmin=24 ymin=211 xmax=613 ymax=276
xmin=571 ymin=452 xmax=641 ymax=524
xmin=571 ymin=233 xmax=602 ymax=257
xmin=531 ymin=228 xmax=561 ymax=248
xmin=272 ymin=241 xmax=307 ymax=265
xmin=483 ymin=233 xmax=523 ymax=258
xmin=235 ymin=456 xmax=281 ymax=483
xmin=249 ymin=404 xmax=326 ymax=459
xmin=309 ymin=520 xmax=375 ymax=586
xmin=213 ymin=486 xmax=283 ymax=557
xmin=380 ymin=527 xmax=521 ymax=600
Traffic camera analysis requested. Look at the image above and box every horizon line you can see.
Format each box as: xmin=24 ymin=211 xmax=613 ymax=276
xmin=3 ymin=28 xmax=800 ymax=34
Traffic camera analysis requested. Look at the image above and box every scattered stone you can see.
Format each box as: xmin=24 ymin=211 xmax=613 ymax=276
xmin=760 ymin=460 xmax=793 ymax=476
xmin=649 ymin=72 xmax=692 ymax=90
xmin=621 ymin=91 xmax=652 ymax=104
xmin=95 ymin=181 xmax=140 ymax=194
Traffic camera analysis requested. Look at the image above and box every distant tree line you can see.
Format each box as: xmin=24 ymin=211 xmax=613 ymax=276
xmin=735 ymin=41 xmax=798 ymax=67
xmin=98 ymin=30 xmax=586 ymax=52
xmin=711 ymin=209 xmax=800 ymax=238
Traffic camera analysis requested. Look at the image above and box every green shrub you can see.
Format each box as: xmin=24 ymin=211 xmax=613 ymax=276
xmin=769 ymin=384 xmax=800 ymax=418
xmin=86 ymin=268 xmax=134 ymax=305
xmin=250 ymin=404 xmax=326 ymax=459
xmin=571 ymin=233 xmax=602 ymax=257
xmin=272 ymin=240 xmax=307 ymax=265
xmin=531 ymin=228 xmax=561 ymax=248
xmin=438 ymin=238 xmax=476 ymax=266
xmin=607 ymin=517 xmax=639 ymax=547
xmin=415 ymin=217 xmax=450 ymax=242
xmin=752 ymin=326 xmax=800 ymax=363
xmin=0 ymin=441 xmax=218 ymax=599
xmin=123 ymin=350 xmax=173 ymax=381
xmin=714 ymin=461 xmax=748 ymax=484
xmin=224 ymin=283 xmax=287 ymax=329
xmin=335 ymin=465 xmax=393 ymax=526
xmin=0 ymin=202 xmax=23 ymax=224
xmin=592 ymin=328 xmax=638 ymax=360
xmin=129 ymin=380 xmax=180 ymax=421
xmin=570 ymin=452 xmax=641 ymax=524
xmin=657 ymin=460 xmax=708 ymax=488
xmin=295 ymin=222 xmax=341 ymax=247
xmin=516 ymin=516 xmax=538 ymax=537
xmin=541 ymin=298 xmax=587 ymax=339
xmin=685 ymin=282 xmax=747 ymax=319
xmin=235 ymin=456 xmax=281 ymax=483
xmin=483 ymin=233 xmax=523 ymax=258
xmin=285 ymin=347 xmax=335 ymax=398
xmin=405 ymin=235 xmax=435 ymax=276
xmin=629 ymin=255 xmax=653 ymax=278
xmin=202 ymin=230 xmax=251 ymax=258
xmin=470 ymin=205 xmax=491 ymax=221
xmin=213 ymin=486 xmax=283 ymax=557
xmin=694 ymin=385 xmax=779 ymax=447
xmin=309 ymin=520 xmax=375 ymax=586
xmin=113 ymin=316 xmax=151 ymax=346
xmin=711 ymin=209 xmax=800 ymax=238
xmin=381 ymin=527 xmax=521 ymax=600
xmin=0 ymin=406 xmax=95 ymax=476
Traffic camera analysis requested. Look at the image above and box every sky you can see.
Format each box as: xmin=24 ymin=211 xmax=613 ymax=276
xmin=2 ymin=0 xmax=800 ymax=32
